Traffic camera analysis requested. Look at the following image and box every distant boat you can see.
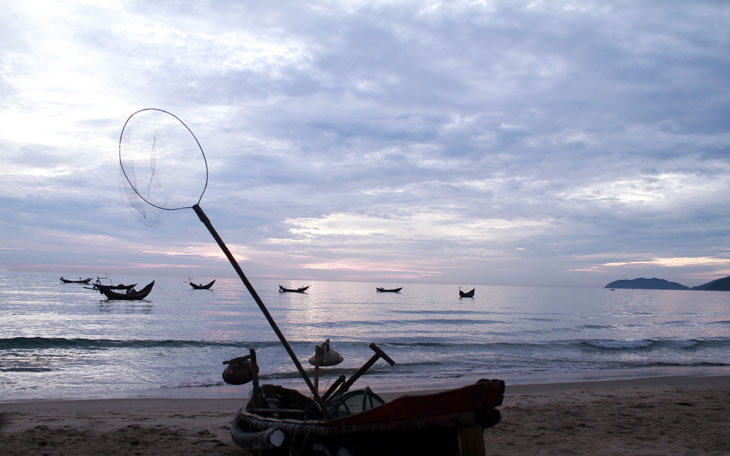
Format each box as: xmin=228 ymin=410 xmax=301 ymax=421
xmin=459 ymin=287 xmax=475 ymax=298
xmin=91 ymin=277 xmax=137 ymax=291
xmin=98 ymin=281 xmax=155 ymax=300
xmin=91 ymin=282 xmax=137 ymax=292
xmin=279 ymin=285 xmax=309 ymax=293
xmin=376 ymin=287 xmax=402 ymax=293
xmin=189 ymin=279 xmax=216 ymax=289
xmin=60 ymin=277 xmax=92 ymax=284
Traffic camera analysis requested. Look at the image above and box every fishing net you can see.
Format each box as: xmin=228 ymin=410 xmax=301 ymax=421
xmin=117 ymin=108 xmax=325 ymax=406
xmin=119 ymin=108 xmax=208 ymax=213
xmin=328 ymin=387 xmax=385 ymax=418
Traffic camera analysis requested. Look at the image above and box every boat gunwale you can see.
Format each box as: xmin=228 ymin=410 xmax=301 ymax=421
xmin=237 ymin=379 xmax=504 ymax=436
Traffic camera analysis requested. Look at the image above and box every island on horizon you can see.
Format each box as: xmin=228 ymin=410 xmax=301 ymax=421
xmin=605 ymin=276 xmax=730 ymax=291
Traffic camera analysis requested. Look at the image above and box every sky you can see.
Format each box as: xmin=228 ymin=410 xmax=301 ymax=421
xmin=1 ymin=0 xmax=729 ymax=288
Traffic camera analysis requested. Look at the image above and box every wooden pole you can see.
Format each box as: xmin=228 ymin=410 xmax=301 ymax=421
xmin=337 ymin=343 xmax=396 ymax=396
xmin=314 ymin=345 xmax=321 ymax=394
xmin=193 ymin=204 xmax=328 ymax=416
xmin=322 ymin=375 xmax=346 ymax=402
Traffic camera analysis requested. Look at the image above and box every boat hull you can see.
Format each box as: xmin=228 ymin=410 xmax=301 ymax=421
xmin=60 ymin=277 xmax=92 ymax=284
xmin=233 ymin=415 xmax=490 ymax=455
xmin=99 ymin=281 xmax=155 ymax=300
xmin=190 ymin=280 xmax=215 ymax=289
xmin=93 ymin=283 xmax=137 ymax=291
xmin=376 ymin=287 xmax=402 ymax=293
xmin=459 ymin=288 xmax=475 ymax=298
xmin=279 ymin=285 xmax=309 ymax=293
xmin=233 ymin=379 xmax=504 ymax=455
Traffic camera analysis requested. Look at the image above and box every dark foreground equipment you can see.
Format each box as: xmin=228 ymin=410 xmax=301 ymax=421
xmin=229 ymin=345 xmax=504 ymax=455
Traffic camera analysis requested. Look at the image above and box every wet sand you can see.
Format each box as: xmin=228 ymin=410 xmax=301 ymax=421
xmin=1 ymin=375 xmax=728 ymax=455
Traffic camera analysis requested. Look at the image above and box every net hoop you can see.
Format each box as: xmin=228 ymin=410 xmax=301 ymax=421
xmin=118 ymin=108 xmax=209 ymax=211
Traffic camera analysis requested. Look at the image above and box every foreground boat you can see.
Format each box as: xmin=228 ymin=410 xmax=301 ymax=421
xmin=60 ymin=277 xmax=92 ymax=284
xmin=115 ymin=112 xmax=504 ymax=456
xmin=279 ymin=285 xmax=309 ymax=293
xmin=98 ymin=281 xmax=155 ymax=300
xmin=376 ymin=287 xmax=403 ymax=293
xmin=189 ymin=279 xmax=216 ymax=289
xmin=459 ymin=288 xmax=475 ymax=298
xmin=230 ymin=347 xmax=504 ymax=455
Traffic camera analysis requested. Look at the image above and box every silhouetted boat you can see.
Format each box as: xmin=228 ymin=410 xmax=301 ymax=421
xmin=91 ymin=278 xmax=137 ymax=291
xmin=189 ymin=279 xmax=216 ymax=289
xmin=60 ymin=277 xmax=92 ymax=284
xmin=376 ymin=287 xmax=403 ymax=293
xmin=279 ymin=285 xmax=309 ymax=293
xmin=459 ymin=288 xmax=475 ymax=298
xmin=98 ymin=281 xmax=155 ymax=300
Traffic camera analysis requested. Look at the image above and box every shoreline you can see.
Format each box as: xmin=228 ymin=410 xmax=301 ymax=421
xmin=2 ymin=374 xmax=729 ymax=455
xmin=5 ymin=364 xmax=729 ymax=404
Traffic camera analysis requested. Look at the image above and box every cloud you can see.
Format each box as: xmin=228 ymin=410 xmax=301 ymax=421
xmin=2 ymin=1 xmax=729 ymax=286
xmin=603 ymin=257 xmax=730 ymax=268
xmin=280 ymin=211 xmax=554 ymax=246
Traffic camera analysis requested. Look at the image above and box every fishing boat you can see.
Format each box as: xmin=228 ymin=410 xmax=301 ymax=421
xmin=376 ymin=287 xmax=403 ymax=293
xmin=90 ymin=283 xmax=138 ymax=294
xmin=229 ymin=345 xmax=504 ymax=455
xmin=98 ymin=281 xmax=155 ymax=300
xmin=459 ymin=288 xmax=475 ymax=298
xmin=189 ymin=279 xmax=215 ymax=289
xmin=115 ymin=111 xmax=505 ymax=456
xmin=91 ymin=278 xmax=137 ymax=291
xmin=279 ymin=285 xmax=309 ymax=293
xmin=60 ymin=277 xmax=92 ymax=284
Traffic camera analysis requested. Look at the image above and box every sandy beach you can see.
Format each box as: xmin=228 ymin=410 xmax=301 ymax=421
xmin=1 ymin=375 xmax=728 ymax=455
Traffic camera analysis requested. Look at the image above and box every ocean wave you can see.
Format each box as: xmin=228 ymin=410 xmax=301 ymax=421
xmin=312 ymin=318 xmax=505 ymax=328
xmin=0 ymin=337 xmax=283 ymax=351
xmin=0 ymin=367 xmax=54 ymax=372
xmin=582 ymin=340 xmax=655 ymax=349
xmin=580 ymin=338 xmax=730 ymax=351
xmin=578 ymin=324 xmax=616 ymax=330
xmin=313 ymin=320 xmax=382 ymax=328
xmin=391 ymin=310 xmax=491 ymax=316
xmin=642 ymin=361 xmax=730 ymax=367
xmin=386 ymin=338 xmax=730 ymax=352
xmin=384 ymin=340 xmax=547 ymax=349
xmin=4 ymin=336 xmax=729 ymax=356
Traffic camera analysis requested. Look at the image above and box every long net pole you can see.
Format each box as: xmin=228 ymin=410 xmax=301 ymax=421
xmin=192 ymin=204 xmax=328 ymax=415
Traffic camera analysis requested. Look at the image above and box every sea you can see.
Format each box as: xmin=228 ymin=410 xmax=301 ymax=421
xmin=2 ymin=269 xmax=729 ymax=402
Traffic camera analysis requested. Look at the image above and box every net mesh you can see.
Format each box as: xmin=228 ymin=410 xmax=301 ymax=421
xmin=119 ymin=108 xmax=208 ymax=212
